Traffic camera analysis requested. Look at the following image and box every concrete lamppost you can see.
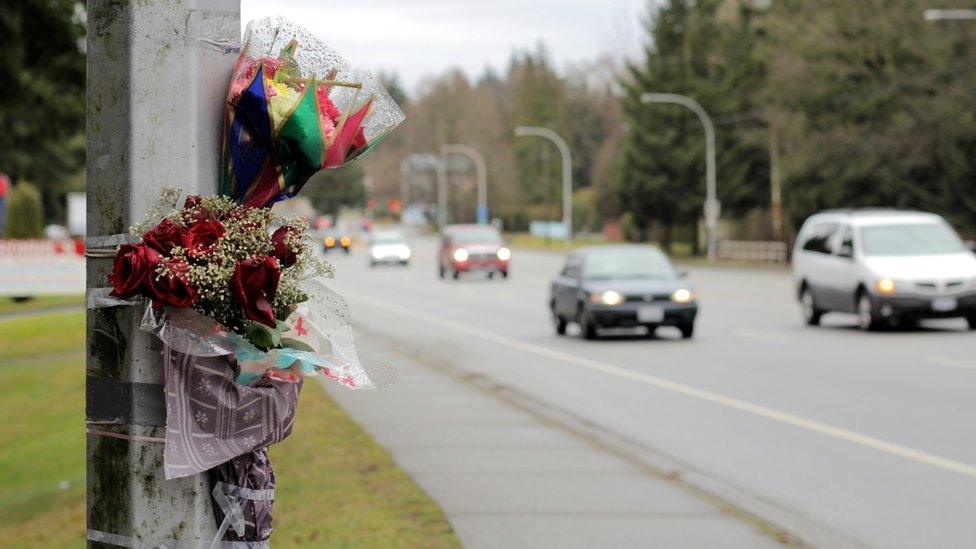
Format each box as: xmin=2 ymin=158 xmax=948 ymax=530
xmin=514 ymin=126 xmax=573 ymax=245
xmin=640 ymin=93 xmax=719 ymax=263
xmin=406 ymin=153 xmax=448 ymax=228
xmin=86 ymin=1 xmax=239 ymax=545
xmin=441 ymin=144 xmax=488 ymax=224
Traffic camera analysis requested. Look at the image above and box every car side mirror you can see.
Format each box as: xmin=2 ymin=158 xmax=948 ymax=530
xmin=837 ymin=245 xmax=853 ymax=258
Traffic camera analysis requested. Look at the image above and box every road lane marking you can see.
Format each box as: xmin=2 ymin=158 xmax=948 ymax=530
xmin=343 ymin=289 xmax=976 ymax=480
xmin=925 ymin=355 xmax=976 ymax=372
xmin=733 ymin=328 xmax=791 ymax=343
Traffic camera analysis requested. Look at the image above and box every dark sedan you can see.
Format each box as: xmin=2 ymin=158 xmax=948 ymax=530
xmin=549 ymin=245 xmax=698 ymax=339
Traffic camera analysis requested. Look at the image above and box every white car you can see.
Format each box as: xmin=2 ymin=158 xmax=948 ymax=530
xmin=793 ymin=209 xmax=976 ymax=330
xmin=368 ymin=230 xmax=411 ymax=267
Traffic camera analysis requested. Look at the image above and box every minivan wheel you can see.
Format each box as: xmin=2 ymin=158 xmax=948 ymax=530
xmin=800 ymin=287 xmax=822 ymax=326
xmin=858 ymin=292 xmax=881 ymax=331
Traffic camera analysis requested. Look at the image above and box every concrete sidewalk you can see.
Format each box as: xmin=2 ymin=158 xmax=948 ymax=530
xmin=322 ymin=333 xmax=784 ymax=548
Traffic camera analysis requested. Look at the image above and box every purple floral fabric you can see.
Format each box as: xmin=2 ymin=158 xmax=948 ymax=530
xmin=162 ymin=347 xmax=302 ymax=480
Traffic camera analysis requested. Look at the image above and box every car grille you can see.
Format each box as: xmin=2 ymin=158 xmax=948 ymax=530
xmin=912 ymin=280 xmax=967 ymax=295
xmin=468 ymin=252 xmax=496 ymax=261
xmin=625 ymin=293 xmax=671 ymax=303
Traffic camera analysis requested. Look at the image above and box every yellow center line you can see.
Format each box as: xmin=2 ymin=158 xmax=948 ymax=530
xmin=343 ymin=288 xmax=976 ymax=480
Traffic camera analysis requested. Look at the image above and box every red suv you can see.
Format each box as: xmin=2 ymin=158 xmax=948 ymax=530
xmin=438 ymin=224 xmax=511 ymax=279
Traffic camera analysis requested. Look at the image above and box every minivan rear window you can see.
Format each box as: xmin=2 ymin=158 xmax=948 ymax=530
xmin=860 ymin=223 xmax=965 ymax=256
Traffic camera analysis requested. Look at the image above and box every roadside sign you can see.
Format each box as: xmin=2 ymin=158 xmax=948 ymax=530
xmin=0 ymin=239 xmax=85 ymax=296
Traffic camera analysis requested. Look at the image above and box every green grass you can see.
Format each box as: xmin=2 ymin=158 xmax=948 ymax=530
xmin=0 ymin=311 xmax=85 ymax=362
xmin=506 ymin=232 xmax=617 ymax=251
xmin=0 ymin=306 xmax=458 ymax=548
xmin=0 ymin=295 xmax=83 ymax=315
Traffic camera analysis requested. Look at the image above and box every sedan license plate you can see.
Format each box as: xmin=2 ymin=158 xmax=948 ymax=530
xmin=932 ymin=297 xmax=958 ymax=312
xmin=637 ymin=305 xmax=664 ymax=323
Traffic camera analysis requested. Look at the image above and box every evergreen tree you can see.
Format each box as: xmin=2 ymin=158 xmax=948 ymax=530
xmin=618 ymin=0 xmax=769 ymax=248
xmin=0 ymin=1 xmax=86 ymax=224
xmin=761 ymin=0 xmax=976 ymax=234
xmin=5 ymin=182 xmax=44 ymax=239
xmin=301 ymin=164 xmax=366 ymax=217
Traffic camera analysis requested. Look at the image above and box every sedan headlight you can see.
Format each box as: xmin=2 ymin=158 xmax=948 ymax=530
xmin=452 ymin=248 xmax=469 ymax=262
xmin=671 ymin=288 xmax=695 ymax=303
xmin=497 ymin=247 xmax=512 ymax=261
xmin=875 ymin=277 xmax=896 ymax=295
xmin=590 ymin=290 xmax=624 ymax=306
xmin=398 ymin=248 xmax=411 ymax=260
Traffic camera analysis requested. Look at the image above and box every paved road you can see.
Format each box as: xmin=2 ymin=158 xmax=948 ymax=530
xmin=324 ymin=235 xmax=976 ymax=548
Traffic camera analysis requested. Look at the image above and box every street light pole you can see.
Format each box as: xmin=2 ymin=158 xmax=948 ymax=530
xmin=441 ymin=144 xmax=488 ymax=224
xmin=514 ymin=126 xmax=573 ymax=245
xmin=406 ymin=154 xmax=448 ymax=228
xmin=400 ymin=158 xmax=410 ymax=209
xmin=640 ymin=93 xmax=719 ymax=263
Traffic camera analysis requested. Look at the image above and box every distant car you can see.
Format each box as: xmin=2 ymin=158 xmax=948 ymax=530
xmin=368 ymin=230 xmax=411 ymax=267
xmin=550 ymin=245 xmax=698 ymax=340
xmin=793 ymin=209 xmax=976 ymax=330
xmin=438 ymin=224 xmax=510 ymax=280
xmin=322 ymin=229 xmax=351 ymax=254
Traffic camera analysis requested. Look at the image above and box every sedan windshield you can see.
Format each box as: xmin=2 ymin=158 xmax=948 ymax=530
xmin=583 ymin=248 xmax=675 ymax=280
xmin=859 ymin=223 xmax=966 ymax=256
xmin=451 ymin=230 xmax=501 ymax=244
xmin=372 ymin=232 xmax=405 ymax=245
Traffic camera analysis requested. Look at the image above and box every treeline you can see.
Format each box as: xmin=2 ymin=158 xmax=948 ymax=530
xmin=363 ymin=0 xmax=976 ymax=245
xmin=0 ymin=0 xmax=86 ymax=233
xmin=363 ymin=47 xmax=622 ymax=233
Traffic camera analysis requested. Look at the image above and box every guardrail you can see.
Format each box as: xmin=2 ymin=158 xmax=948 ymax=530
xmin=717 ymin=240 xmax=788 ymax=263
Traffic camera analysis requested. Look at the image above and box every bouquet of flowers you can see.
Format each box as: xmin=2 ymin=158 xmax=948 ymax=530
xmin=221 ymin=17 xmax=404 ymax=208
xmin=107 ymin=189 xmax=374 ymax=385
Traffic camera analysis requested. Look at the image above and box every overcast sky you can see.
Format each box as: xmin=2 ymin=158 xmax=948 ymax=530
xmin=241 ymin=0 xmax=648 ymax=96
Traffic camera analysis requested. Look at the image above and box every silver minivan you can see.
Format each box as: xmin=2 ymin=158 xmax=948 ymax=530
xmin=792 ymin=209 xmax=976 ymax=330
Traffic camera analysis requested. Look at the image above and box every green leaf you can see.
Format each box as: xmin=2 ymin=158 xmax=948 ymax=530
xmin=276 ymin=320 xmax=291 ymax=334
xmin=280 ymin=338 xmax=315 ymax=352
xmin=245 ymin=322 xmax=282 ymax=350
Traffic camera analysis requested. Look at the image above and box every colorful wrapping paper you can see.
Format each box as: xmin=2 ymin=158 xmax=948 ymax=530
xmin=220 ymin=17 xmax=405 ymax=208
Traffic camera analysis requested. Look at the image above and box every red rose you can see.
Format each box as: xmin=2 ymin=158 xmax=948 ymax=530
xmin=147 ymin=258 xmax=198 ymax=308
xmin=108 ymin=244 xmax=160 ymax=299
xmin=183 ymin=195 xmax=203 ymax=209
xmin=270 ymin=226 xmax=299 ymax=268
xmin=230 ymin=256 xmax=281 ymax=328
xmin=142 ymin=219 xmax=187 ymax=255
xmin=185 ymin=220 xmax=226 ymax=257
